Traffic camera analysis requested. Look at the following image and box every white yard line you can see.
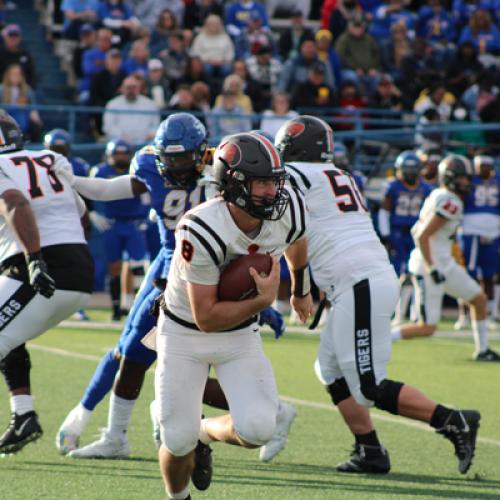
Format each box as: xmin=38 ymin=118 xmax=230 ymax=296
xmin=28 ymin=343 xmax=500 ymax=448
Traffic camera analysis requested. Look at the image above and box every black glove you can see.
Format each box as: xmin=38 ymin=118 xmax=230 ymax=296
xmin=430 ymin=268 xmax=446 ymax=284
xmin=27 ymin=252 xmax=56 ymax=298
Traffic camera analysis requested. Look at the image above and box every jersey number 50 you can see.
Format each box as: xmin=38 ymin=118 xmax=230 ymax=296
xmin=324 ymin=170 xmax=367 ymax=213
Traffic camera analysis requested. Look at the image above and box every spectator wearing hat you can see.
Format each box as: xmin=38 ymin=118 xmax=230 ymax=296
xmin=278 ymin=38 xmax=334 ymax=94
xmin=89 ymin=48 xmax=127 ymax=134
xmin=190 ymin=15 xmax=235 ymax=79
xmin=123 ymin=39 xmax=150 ymax=76
xmin=367 ymin=73 xmax=403 ymax=118
xmin=144 ymin=58 xmax=171 ymax=109
xmin=291 ymin=63 xmax=337 ymax=110
xmin=315 ymin=29 xmax=342 ymax=90
xmin=103 ymin=75 xmax=160 ymax=145
xmin=0 ymin=24 xmax=37 ymax=88
xmin=225 ymin=0 xmax=269 ymax=36
xmin=61 ymin=0 xmax=99 ymax=40
xmin=278 ymin=9 xmax=314 ymax=60
xmin=97 ymin=0 xmax=140 ymax=47
xmin=233 ymin=9 xmax=276 ymax=59
xmin=72 ymin=23 xmax=97 ymax=82
xmin=335 ymin=12 xmax=381 ymax=92
xmin=246 ymin=44 xmax=283 ymax=110
xmin=183 ymin=0 xmax=224 ymax=31
xmin=209 ymin=89 xmax=252 ymax=139
xmin=328 ymin=0 xmax=364 ymax=43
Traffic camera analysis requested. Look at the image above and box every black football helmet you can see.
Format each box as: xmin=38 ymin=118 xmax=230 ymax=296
xmin=213 ymin=132 xmax=289 ymax=220
xmin=274 ymin=115 xmax=334 ymax=163
xmin=0 ymin=112 xmax=23 ymax=154
xmin=438 ymin=154 xmax=473 ymax=196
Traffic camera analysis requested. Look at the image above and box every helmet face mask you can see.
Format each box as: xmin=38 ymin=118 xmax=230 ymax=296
xmin=106 ymin=140 xmax=132 ymax=171
xmin=275 ymin=115 xmax=334 ymax=163
xmin=395 ymin=151 xmax=422 ymax=186
xmin=154 ymin=113 xmax=207 ymax=188
xmin=214 ymin=133 xmax=289 ymax=221
xmin=44 ymin=129 xmax=71 ymax=158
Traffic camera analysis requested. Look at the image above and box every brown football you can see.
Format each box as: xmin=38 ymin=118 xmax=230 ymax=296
xmin=218 ymin=253 xmax=273 ymax=301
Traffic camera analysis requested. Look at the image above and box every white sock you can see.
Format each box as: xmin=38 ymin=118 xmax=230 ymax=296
xmin=391 ymin=327 xmax=401 ymax=342
xmin=107 ymin=393 xmax=135 ymax=440
xmin=166 ymin=486 xmax=190 ymax=499
xmin=67 ymin=403 xmax=92 ymax=434
xmin=396 ymin=285 xmax=413 ymax=322
xmin=471 ymin=319 xmax=488 ymax=353
xmin=199 ymin=418 xmax=214 ymax=445
xmin=10 ymin=394 xmax=33 ymax=415
xmin=487 ymin=299 xmax=495 ymax=318
xmin=493 ymin=285 xmax=500 ymax=319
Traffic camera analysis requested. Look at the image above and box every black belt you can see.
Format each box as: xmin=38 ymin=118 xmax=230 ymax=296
xmin=162 ymin=305 xmax=257 ymax=332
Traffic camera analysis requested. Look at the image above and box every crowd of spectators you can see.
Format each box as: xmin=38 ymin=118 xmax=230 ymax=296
xmin=0 ymin=0 xmax=498 ymax=151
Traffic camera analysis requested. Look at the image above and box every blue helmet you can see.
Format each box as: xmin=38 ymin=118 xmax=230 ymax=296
xmin=395 ymin=150 xmax=421 ymax=185
xmin=333 ymin=142 xmax=349 ymax=171
xmin=154 ymin=113 xmax=207 ymax=187
xmin=44 ymin=128 xmax=71 ymax=157
xmin=105 ymin=139 xmax=133 ymax=170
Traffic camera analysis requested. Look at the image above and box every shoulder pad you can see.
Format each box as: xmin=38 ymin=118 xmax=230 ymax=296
xmin=139 ymin=145 xmax=157 ymax=156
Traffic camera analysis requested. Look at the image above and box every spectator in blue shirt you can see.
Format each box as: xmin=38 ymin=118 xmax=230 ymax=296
xmin=370 ymin=0 xmax=416 ymax=41
xmin=452 ymin=0 xmax=498 ymax=29
xmin=417 ymin=0 xmax=456 ymax=46
xmin=97 ymin=0 xmax=139 ymax=46
xmin=459 ymin=9 xmax=500 ymax=55
xmin=123 ymin=39 xmax=150 ymax=76
xmin=61 ymin=0 xmax=99 ymax=40
xmin=225 ymin=0 xmax=269 ymax=36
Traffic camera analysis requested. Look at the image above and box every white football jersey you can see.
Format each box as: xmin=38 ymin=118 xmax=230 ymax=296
xmin=409 ymin=187 xmax=463 ymax=274
xmin=0 ymin=149 xmax=86 ymax=262
xmin=285 ymin=161 xmax=390 ymax=296
xmin=165 ymin=188 xmax=307 ymax=324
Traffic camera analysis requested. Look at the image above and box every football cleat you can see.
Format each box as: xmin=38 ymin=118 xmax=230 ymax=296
xmin=0 ymin=411 xmax=43 ymax=454
xmin=473 ymin=348 xmax=500 ymax=362
xmin=436 ymin=409 xmax=480 ymax=474
xmin=149 ymin=400 xmax=161 ymax=449
xmin=336 ymin=443 xmax=391 ymax=474
xmin=454 ymin=318 xmax=469 ymax=330
xmin=259 ymin=402 xmax=297 ymax=462
xmin=56 ymin=429 xmax=80 ymax=455
xmin=191 ymin=440 xmax=212 ymax=491
xmin=73 ymin=309 xmax=90 ymax=321
xmin=68 ymin=431 xmax=129 ymax=459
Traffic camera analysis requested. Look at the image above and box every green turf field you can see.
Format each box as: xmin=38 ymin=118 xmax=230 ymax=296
xmin=1 ymin=313 xmax=499 ymax=499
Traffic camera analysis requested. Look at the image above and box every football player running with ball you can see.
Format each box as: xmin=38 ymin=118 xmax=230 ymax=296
xmin=154 ymin=132 xmax=313 ymax=499
xmin=391 ymin=155 xmax=500 ymax=361
xmin=274 ymin=116 xmax=481 ymax=475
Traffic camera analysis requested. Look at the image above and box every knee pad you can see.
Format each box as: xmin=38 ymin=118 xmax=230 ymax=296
xmin=0 ymin=344 xmax=31 ymax=391
xmin=235 ymin=411 xmax=276 ymax=446
xmin=326 ymin=378 xmax=351 ymax=405
xmin=160 ymin=424 xmax=198 ymax=457
xmin=374 ymin=379 xmax=404 ymax=415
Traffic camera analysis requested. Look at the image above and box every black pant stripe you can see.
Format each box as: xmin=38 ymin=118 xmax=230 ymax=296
xmin=0 ymin=283 xmax=36 ymax=332
xmin=415 ymin=275 xmax=427 ymax=323
xmin=353 ymin=279 xmax=376 ymax=399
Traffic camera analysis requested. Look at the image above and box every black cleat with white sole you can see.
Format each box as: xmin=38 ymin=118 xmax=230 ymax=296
xmin=474 ymin=348 xmax=500 ymax=362
xmin=191 ymin=440 xmax=212 ymax=490
xmin=437 ymin=409 xmax=480 ymax=474
xmin=0 ymin=411 xmax=43 ymax=454
xmin=336 ymin=443 xmax=391 ymax=474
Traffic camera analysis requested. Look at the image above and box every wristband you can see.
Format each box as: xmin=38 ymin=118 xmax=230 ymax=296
xmin=291 ymin=265 xmax=311 ymax=298
xmin=27 ymin=251 xmax=43 ymax=263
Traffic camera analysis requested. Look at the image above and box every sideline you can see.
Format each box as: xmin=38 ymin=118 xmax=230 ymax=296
xmin=28 ymin=343 xmax=500 ymax=448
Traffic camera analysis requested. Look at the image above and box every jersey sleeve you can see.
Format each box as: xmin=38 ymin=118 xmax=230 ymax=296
xmin=283 ymin=186 xmax=308 ymax=244
xmin=175 ymin=212 xmax=225 ymax=286
xmin=435 ymin=192 xmax=462 ymax=220
xmin=130 ymin=146 xmax=157 ymax=185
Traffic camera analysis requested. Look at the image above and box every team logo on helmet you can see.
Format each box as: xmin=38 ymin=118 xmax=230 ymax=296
xmin=286 ymin=122 xmax=305 ymax=138
xmin=218 ymin=141 xmax=242 ymax=168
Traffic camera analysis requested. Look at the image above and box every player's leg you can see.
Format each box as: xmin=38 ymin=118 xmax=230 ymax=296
xmin=445 ymin=264 xmax=499 ymax=361
xmin=455 ymin=235 xmax=476 ymax=330
xmin=123 ymin=221 xmax=148 ymax=309
xmin=341 ymin=273 xmax=480 ymax=474
xmin=155 ymin=316 xmax=209 ymax=499
xmin=477 ymin=238 xmax=498 ymax=327
xmin=315 ymin=282 xmax=391 ymax=473
xmin=0 ymin=344 xmax=42 ymax=454
xmin=391 ymin=272 xmax=441 ymax=340
xmin=104 ymin=224 xmax=123 ymax=321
